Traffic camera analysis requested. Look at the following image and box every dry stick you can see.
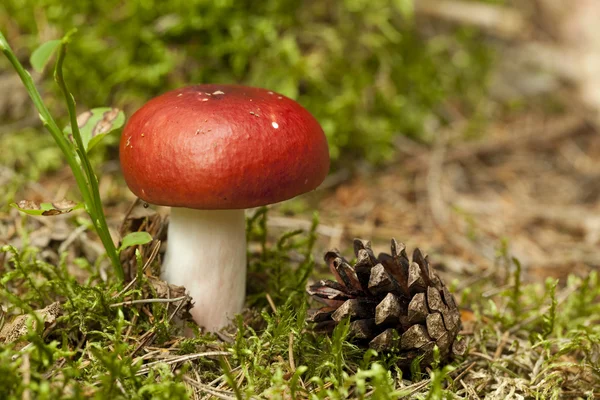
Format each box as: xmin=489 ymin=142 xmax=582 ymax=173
xmin=453 ymin=198 xmax=600 ymax=237
xmin=456 ymin=269 xmax=495 ymax=292
xmin=561 ymin=392 xmax=600 ymax=399
xmin=21 ymin=352 xmax=31 ymax=400
xmin=183 ymin=376 xmax=237 ymax=400
xmin=453 ymin=361 xmax=477 ymax=384
xmin=265 ymin=293 xmax=277 ymax=313
xmin=114 ymin=240 xmax=161 ymax=298
xmin=235 ymin=367 xmax=245 ymax=397
xmin=192 ymin=369 xmax=202 ymax=400
xmin=115 ymin=379 xmax=127 ymax=396
xmin=124 ymin=313 xmax=138 ymax=341
xmin=267 ymin=216 xmax=343 ymax=238
xmin=403 ymin=380 xmax=430 ymax=397
xmin=135 ymin=351 xmax=231 ymax=375
xmin=460 ymin=379 xmax=482 ymax=400
xmin=398 ymin=362 xmax=477 ymax=398
xmin=493 ymin=330 xmax=511 ymax=360
xmin=288 ymin=332 xmax=296 ymax=372
xmin=167 ymin=294 xmax=191 ymax=323
xmin=470 ymin=351 xmax=495 ymax=362
xmin=110 ymin=295 xmax=187 ymax=308
xmin=482 ymin=285 xmax=513 ymax=298
xmin=206 ymin=366 xmax=241 ymax=392
xmin=57 ymin=224 xmax=88 ymax=254
xmin=133 ymin=349 xmax=163 ymax=364
xmin=130 ymin=294 xmax=191 ymax=358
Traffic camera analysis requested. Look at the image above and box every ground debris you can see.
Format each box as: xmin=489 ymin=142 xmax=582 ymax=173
xmin=0 ymin=302 xmax=62 ymax=347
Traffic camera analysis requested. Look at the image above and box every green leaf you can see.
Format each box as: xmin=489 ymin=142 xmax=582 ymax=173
xmin=10 ymin=199 xmax=82 ymax=216
xmin=118 ymin=232 xmax=152 ymax=253
xmin=64 ymin=108 xmax=125 ymax=152
xmin=30 ymin=40 xmax=61 ymax=72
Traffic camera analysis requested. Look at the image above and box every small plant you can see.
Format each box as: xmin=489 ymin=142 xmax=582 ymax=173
xmin=0 ymin=30 xmax=150 ymax=281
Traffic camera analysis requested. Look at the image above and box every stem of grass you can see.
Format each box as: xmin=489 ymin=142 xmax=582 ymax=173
xmin=54 ymin=32 xmax=123 ymax=280
xmin=0 ymin=30 xmax=124 ymax=281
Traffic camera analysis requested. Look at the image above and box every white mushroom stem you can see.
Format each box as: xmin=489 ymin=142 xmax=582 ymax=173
xmin=162 ymin=207 xmax=246 ymax=332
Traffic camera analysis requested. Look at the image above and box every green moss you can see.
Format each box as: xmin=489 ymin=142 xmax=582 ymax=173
xmin=1 ymin=209 xmax=599 ymax=398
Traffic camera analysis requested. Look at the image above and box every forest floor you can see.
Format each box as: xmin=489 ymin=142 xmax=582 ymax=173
xmin=2 ymin=105 xmax=599 ymax=398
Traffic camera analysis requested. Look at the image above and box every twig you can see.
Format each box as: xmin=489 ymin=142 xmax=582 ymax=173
xmin=403 ymin=379 xmax=430 ymax=397
xmin=57 ymin=224 xmax=88 ymax=254
xmin=453 ymin=361 xmax=477 ymax=384
xmin=167 ymin=294 xmax=191 ymax=323
xmin=470 ymin=351 xmax=494 ymax=362
xmin=493 ymin=331 xmax=511 ymax=360
xmin=135 ymin=351 xmax=231 ymax=375
xmin=460 ymin=379 xmax=482 ymax=400
xmin=114 ymin=240 xmax=161 ymax=298
xmin=183 ymin=376 xmax=237 ymax=400
xmin=21 ymin=352 xmax=31 ymax=400
xmin=288 ymin=332 xmax=296 ymax=372
xmin=265 ymin=293 xmax=277 ymax=313
xmin=110 ymin=296 xmax=187 ymax=308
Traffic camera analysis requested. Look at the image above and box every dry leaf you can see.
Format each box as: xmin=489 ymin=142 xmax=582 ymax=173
xmin=0 ymin=302 xmax=62 ymax=346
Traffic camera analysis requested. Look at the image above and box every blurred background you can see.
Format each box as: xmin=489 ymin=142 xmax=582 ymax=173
xmin=1 ymin=0 xmax=599 ymax=284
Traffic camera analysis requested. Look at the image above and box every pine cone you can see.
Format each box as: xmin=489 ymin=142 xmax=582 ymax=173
xmin=307 ymin=238 xmax=466 ymax=368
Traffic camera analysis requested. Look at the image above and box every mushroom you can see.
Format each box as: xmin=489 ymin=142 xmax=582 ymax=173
xmin=119 ymin=84 xmax=330 ymax=331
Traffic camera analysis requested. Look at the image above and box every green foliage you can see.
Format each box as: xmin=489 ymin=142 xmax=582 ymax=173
xmin=246 ymin=207 xmax=318 ymax=305
xmin=29 ymin=39 xmax=60 ymax=72
xmin=1 ymin=30 xmax=123 ymax=280
xmin=1 ymin=0 xmax=496 ymax=164
xmin=0 ymin=244 xmax=190 ymax=399
xmin=118 ymin=232 xmax=152 ymax=254
xmin=10 ymin=200 xmax=82 ymax=216
xmin=62 ymin=107 xmax=125 ymax=153
xmin=508 ymin=256 xmax=522 ymax=322
xmin=541 ymin=278 xmax=557 ymax=340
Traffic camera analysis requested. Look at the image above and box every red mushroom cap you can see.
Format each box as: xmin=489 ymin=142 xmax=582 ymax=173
xmin=119 ymin=84 xmax=330 ymax=209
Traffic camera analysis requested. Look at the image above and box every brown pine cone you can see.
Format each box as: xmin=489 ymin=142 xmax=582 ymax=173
xmin=307 ymin=238 xmax=466 ymax=368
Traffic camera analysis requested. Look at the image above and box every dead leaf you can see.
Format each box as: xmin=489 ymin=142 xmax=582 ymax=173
xmin=11 ymin=200 xmax=82 ymax=216
xmin=147 ymin=276 xmax=187 ymax=299
xmin=0 ymin=302 xmax=62 ymax=346
xmin=145 ymin=276 xmax=192 ymax=322
xmin=92 ymin=108 xmax=121 ymax=136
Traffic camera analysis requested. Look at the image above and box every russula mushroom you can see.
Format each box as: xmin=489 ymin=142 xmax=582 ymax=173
xmin=119 ymin=84 xmax=330 ymax=331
